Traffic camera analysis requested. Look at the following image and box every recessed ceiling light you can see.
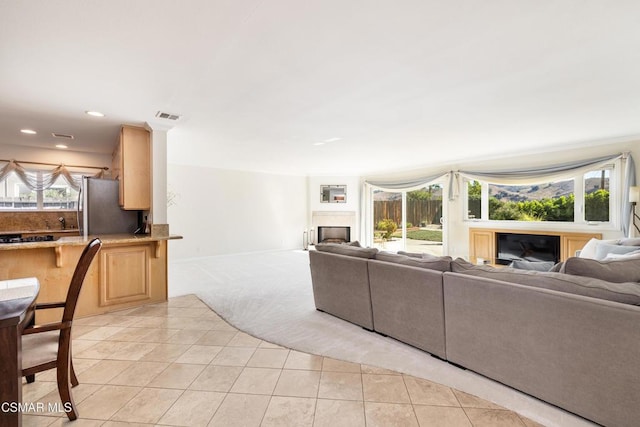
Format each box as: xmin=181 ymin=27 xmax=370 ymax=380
xmin=85 ymin=110 xmax=105 ymax=117
xmin=55 ymin=144 xmax=68 ymax=149
xmin=52 ymin=132 xmax=74 ymax=140
xmin=20 ymin=129 xmax=37 ymax=135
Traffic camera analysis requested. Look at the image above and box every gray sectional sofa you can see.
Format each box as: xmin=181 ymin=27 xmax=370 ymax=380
xmin=308 ymin=242 xmax=640 ymax=427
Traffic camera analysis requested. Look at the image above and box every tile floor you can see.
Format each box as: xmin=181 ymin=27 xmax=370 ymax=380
xmin=22 ymin=295 xmax=543 ymax=426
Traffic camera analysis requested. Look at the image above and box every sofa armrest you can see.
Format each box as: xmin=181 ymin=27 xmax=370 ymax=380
xmin=309 ymin=250 xmax=374 ymax=329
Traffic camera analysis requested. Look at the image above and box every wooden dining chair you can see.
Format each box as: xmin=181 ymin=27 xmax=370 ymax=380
xmin=21 ymin=238 xmax=102 ymax=420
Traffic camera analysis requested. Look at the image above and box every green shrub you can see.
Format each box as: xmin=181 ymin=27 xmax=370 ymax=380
xmin=376 ymin=218 xmax=398 ymax=240
xmin=490 ymin=202 xmax=525 ymax=220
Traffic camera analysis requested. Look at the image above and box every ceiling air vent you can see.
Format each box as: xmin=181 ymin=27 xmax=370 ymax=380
xmin=52 ymin=133 xmax=74 ymax=139
xmin=155 ymin=111 xmax=181 ymax=121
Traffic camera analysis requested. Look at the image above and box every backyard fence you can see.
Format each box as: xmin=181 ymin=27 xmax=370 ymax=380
xmin=374 ymin=200 xmax=442 ymax=228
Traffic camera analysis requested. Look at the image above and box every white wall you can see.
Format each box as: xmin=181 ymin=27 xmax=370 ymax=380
xmin=147 ymin=127 xmax=168 ymax=225
xmin=167 ymin=164 xmax=308 ymax=260
xmin=307 ymin=176 xmax=361 ymax=240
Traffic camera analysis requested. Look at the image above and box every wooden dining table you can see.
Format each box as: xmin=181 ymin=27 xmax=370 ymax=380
xmin=0 ymin=277 xmax=40 ymax=427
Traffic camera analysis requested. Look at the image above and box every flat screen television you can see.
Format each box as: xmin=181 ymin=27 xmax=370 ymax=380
xmin=495 ymin=233 xmax=560 ymax=265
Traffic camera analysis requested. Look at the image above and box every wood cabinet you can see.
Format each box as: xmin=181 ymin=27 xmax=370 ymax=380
xmin=469 ymin=229 xmax=495 ymax=264
xmin=99 ymin=244 xmax=151 ymax=307
xmin=0 ymin=239 xmax=169 ymax=323
xmin=113 ymin=125 xmax=151 ymax=210
xmin=468 ymin=228 xmax=601 ymax=265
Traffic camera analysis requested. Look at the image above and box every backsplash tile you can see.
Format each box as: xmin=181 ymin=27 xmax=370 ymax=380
xmin=0 ymin=211 xmax=79 ymax=233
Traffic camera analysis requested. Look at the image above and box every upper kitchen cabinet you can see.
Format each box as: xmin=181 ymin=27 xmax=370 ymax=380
xmin=112 ymin=125 xmax=151 ymax=210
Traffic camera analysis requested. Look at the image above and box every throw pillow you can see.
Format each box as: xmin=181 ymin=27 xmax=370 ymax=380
xmin=375 ymin=251 xmax=452 ymax=272
xmin=604 ymin=249 xmax=640 ymax=260
xmin=619 ymin=238 xmax=640 ymax=246
xmin=341 ymin=241 xmax=362 ymax=247
xmin=509 ymin=260 xmax=555 ymax=271
xmin=594 ymin=243 xmax=640 ymax=260
xmin=560 ymin=256 xmax=640 ymax=283
xmin=315 ymin=243 xmax=378 ymax=259
xmin=578 ymin=238 xmax=600 ymax=258
xmin=578 ymin=238 xmax=619 ymax=259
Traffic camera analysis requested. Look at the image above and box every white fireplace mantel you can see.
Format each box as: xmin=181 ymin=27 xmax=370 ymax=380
xmin=311 ymin=211 xmax=356 ymax=242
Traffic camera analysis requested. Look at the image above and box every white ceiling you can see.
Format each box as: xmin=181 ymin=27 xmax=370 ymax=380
xmin=1 ymin=1 xmax=640 ymax=176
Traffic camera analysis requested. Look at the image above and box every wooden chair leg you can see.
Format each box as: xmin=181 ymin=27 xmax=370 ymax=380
xmin=26 ymin=374 xmax=35 ymax=383
xmin=57 ymin=368 xmax=78 ymax=420
xmin=58 ymin=337 xmax=78 ymax=420
xmin=70 ymin=358 xmax=79 ymax=387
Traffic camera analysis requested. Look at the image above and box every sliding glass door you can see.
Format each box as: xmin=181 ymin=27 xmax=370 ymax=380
xmin=372 ymin=183 xmax=445 ymax=255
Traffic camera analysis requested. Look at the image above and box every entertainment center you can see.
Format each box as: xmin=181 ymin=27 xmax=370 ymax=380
xmin=468 ymin=228 xmax=602 ymax=266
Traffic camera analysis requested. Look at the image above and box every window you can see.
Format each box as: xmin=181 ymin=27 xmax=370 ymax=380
xmin=43 ymin=176 xmax=80 ymax=210
xmin=466 ymin=180 xmax=481 ymax=220
xmin=584 ymin=168 xmax=610 ymax=222
xmin=0 ymin=170 xmax=82 ymax=211
xmin=0 ymin=173 xmax=37 ymax=209
xmin=465 ymin=165 xmax=614 ymax=226
xmin=489 ymin=179 xmax=575 ymax=221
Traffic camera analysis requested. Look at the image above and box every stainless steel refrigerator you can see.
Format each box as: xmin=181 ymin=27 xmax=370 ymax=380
xmin=80 ymin=177 xmax=139 ymax=237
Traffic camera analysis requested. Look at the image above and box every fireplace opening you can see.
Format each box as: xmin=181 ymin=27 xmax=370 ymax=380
xmin=317 ymin=226 xmax=351 ymax=244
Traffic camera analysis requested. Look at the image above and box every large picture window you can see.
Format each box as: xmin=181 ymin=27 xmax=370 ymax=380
xmin=488 ymin=179 xmax=575 ymax=222
xmin=465 ymin=166 xmax=614 ymax=225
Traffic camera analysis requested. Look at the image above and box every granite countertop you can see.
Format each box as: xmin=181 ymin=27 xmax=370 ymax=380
xmin=0 ymin=233 xmax=183 ymax=251
xmin=0 ymin=229 xmax=80 ymax=235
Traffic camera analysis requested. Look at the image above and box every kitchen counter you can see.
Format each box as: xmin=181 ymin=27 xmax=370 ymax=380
xmin=0 ymin=233 xmax=181 ymax=321
xmin=0 ymin=229 xmax=79 ymax=235
xmin=0 ymin=233 xmax=182 ymax=251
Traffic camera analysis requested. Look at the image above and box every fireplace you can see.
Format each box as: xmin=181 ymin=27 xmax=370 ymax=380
xmin=317 ymin=226 xmax=351 ymax=244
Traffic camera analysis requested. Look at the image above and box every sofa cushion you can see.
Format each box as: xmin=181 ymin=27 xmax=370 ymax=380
xmin=315 ymin=243 xmax=378 ymax=259
xmin=451 ymin=258 xmax=640 ymax=305
xmin=342 ymin=241 xmax=362 ymax=247
xmin=560 ymin=256 xmax=640 ymax=283
xmin=397 ymin=251 xmax=423 ymax=258
xmin=548 ymin=262 xmax=564 ymax=272
xmin=375 ymin=251 xmax=452 ymax=272
xmin=397 ymin=251 xmax=443 ymax=261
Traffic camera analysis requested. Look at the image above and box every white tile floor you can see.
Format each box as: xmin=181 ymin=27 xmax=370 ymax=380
xmin=22 ymin=295 xmax=544 ymax=426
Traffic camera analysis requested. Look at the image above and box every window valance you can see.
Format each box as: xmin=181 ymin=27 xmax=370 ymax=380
xmin=365 ymin=172 xmax=449 ymax=191
xmin=453 ymin=152 xmax=636 ymax=237
xmin=362 ymin=152 xmax=636 ymax=237
xmin=0 ymin=160 xmax=105 ymax=191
